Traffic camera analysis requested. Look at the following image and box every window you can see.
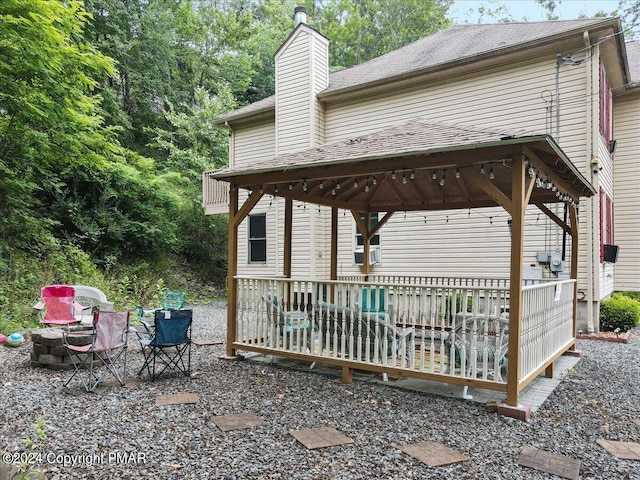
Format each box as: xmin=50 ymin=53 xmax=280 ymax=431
xmin=248 ymin=213 xmax=266 ymax=263
xmin=599 ymin=60 xmax=613 ymax=148
xmin=599 ymin=188 xmax=614 ymax=263
xmin=354 ymin=212 xmax=381 ymax=264
xmin=355 ymin=212 xmax=380 ymax=247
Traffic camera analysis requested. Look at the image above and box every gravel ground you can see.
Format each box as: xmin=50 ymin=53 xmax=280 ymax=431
xmin=0 ymin=302 xmax=639 ymax=480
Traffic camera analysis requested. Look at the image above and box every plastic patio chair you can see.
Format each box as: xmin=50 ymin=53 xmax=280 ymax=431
xmin=136 ymin=291 xmax=186 ymax=325
xmin=34 ymin=285 xmax=89 ymax=328
xmin=138 ymin=309 xmax=193 ymax=380
xmin=263 ymin=295 xmax=311 ymax=351
xmin=446 ymin=313 xmax=509 ymax=399
xmin=63 ymin=311 xmax=130 ymax=392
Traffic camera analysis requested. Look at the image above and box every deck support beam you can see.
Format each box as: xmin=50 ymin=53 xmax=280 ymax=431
xmin=506 ymin=155 xmax=526 ymax=407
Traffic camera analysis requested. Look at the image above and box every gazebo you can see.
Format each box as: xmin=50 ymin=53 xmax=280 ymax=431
xmin=204 ymin=119 xmax=595 ymax=420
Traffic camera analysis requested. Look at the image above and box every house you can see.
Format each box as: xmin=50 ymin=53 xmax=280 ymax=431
xmin=203 ymin=10 xmax=639 ymax=418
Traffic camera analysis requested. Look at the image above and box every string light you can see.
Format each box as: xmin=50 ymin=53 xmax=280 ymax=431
xmin=480 ymin=164 xmax=485 ymax=175
xmin=410 ymin=169 xmax=415 ymax=180
xmin=391 ymin=170 xmax=396 ymax=180
xmin=372 ymin=176 xmax=377 ymax=186
xmin=432 ymin=170 xmax=437 ymax=180
xmin=365 ymin=178 xmax=370 ymax=192
xmin=319 ymin=181 xmax=323 ymax=189
xmin=402 ymin=170 xmax=407 ymax=184
xmin=489 ymin=163 xmax=495 ymax=180
xmin=353 ymin=179 xmax=358 ymax=188
xmin=288 ymin=182 xmax=293 ymax=191
xmin=259 ymin=185 xmax=264 ymax=193
xmin=336 ymin=182 xmax=340 ymax=190
xmin=456 ymin=168 xmax=460 ymax=179
xmin=440 ymin=170 xmax=446 ymax=186
xmin=274 ymin=184 xmax=278 ymax=193
xmin=302 ymin=179 xmax=307 ymax=191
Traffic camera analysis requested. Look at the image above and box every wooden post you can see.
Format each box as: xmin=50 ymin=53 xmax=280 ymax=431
xmin=362 ymin=212 xmax=370 ymax=277
xmin=284 ymin=198 xmax=293 ymax=278
xmin=506 ymin=156 xmax=526 ymax=407
xmin=225 ymin=186 xmax=239 ymax=358
xmin=330 ymin=207 xmax=338 ymax=302
xmin=570 ymin=204 xmax=579 ymax=344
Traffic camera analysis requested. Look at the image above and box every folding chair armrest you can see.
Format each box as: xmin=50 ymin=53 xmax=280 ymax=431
xmin=34 ymin=301 xmax=45 ymax=311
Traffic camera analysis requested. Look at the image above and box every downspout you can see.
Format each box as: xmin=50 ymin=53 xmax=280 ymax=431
xmin=584 ymin=32 xmax=596 ymax=333
xmin=555 ymin=57 xmax=561 ymax=254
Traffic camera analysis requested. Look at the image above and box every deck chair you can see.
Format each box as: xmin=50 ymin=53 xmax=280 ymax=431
xmin=264 ymin=295 xmax=311 ymax=352
xmin=136 ymin=290 xmax=186 ymax=333
xmin=447 ymin=313 xmax=509 ymax=399
xmin=138 ymin=309 xmax=192 ymax=380
xmin=34 ymin=285 xmax=89 ymax=328
xmin=63 ymin=311 xmax=130 ymax=392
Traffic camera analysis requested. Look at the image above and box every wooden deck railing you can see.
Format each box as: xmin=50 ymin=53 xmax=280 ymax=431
xmin=231 ymin=276 xmax=575 ymax=394
xmin=520 ymin=279 xmax=576 ymax=383
xmin=202 ymin=175 xmax=229 ymax=215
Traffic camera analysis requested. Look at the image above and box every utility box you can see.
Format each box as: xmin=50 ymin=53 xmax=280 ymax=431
xmin=536 ymin=251 xmax=549 ymax=263
xmin=549 ymin=252 xmax=563 ymax=273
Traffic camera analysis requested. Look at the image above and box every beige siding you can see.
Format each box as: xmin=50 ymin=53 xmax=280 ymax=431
xmin=275 ymin=26 xmax=328 ymax=154
xmin=276 ymin=30 xmax=312 ymax=154
xmin=233 ymin=122 xmax=275 ymax=169
xmin=236 ymin=191 xmax=282 ymax=277
xmin=326 ymin=55 xmax=588 ymax=283
xmin=597 ymin=137 xmax=616 ymax=297
xmin=613 ymin=95 xmax=640 ymax=291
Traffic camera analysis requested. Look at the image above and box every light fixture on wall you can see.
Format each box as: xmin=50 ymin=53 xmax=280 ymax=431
xmin=609 ymin=139 xmax=617 ymax=154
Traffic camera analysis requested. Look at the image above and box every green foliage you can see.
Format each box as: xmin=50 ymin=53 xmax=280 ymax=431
xmin=600 ymin=292 xmax=640 ymax=332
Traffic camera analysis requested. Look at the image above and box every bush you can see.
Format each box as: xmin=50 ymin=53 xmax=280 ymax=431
xmin=600 ymin=292 xmax=640 ymax=332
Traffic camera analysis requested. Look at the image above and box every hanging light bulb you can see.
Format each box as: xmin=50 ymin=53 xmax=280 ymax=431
xmin=288 ymin=182 xmax=293 ymax=191
xmin=528 ymin=164 xmax=535 ymax=177
xmin=480 ymin=164 xmax=485 ymax=175
xmin=353 ymin=179 xmax=358 ymax=188
xmin=336 ymin=182 xmax=341 ymax=190
xmin=365 ymin=178 xmax=370 ymax=192
xmin=402 ymin=170 xmax=407 ymax=184
xmin=440 ymin=170 xmax=446 ymax=186
xmin=302 ymin=179 xmax=307 ymax=191
xmin=432 ymin=169 xmax=437 ymax=180
xmin=319 ymin=181 xmax=323 ymax=189
xmin=259 ymin=185 xmax=264 ymax=193
xmin=456 ymin=168 xmax=460 ymax=179
xmin=545 ymin=178 xmax=553 ymax=189
xmin=274 ymin=184 xmax=279 ymax=193
xmin=535 ymin=177 xmax=543 ymax=188
xmin=391 ymin=170 xmax=396 ymax=180
xmin=372 ymin=176 xmax=377 ymax=185
xmin=489 ymin=163 xmax=495 ymax=180
xmin=410 ymin=169 xmax=415 ymax=180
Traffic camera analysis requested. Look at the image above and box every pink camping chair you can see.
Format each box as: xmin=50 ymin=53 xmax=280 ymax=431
xmin=33 ymin=285 xmax=87 ymax=327
xmin=63 ymin=311 xmax=130 ymax=392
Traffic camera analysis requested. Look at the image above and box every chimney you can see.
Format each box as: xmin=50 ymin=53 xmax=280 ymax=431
xmin=294 ymin=6 xmax=307 ymax=27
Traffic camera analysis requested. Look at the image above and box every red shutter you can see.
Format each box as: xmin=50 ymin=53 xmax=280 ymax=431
xmin=599 ymin=188 xmax=604 ymax=263
xmin=606 ymin=195 xmax=613 ymax=244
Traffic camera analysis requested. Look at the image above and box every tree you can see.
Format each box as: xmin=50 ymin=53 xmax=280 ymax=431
xmin=0 ymin=0 xmax=114 ymax=252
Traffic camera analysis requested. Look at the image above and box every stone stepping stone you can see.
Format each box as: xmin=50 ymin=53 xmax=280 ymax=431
xmin=399 ymin=441 xmax=469 ymax=467
xmin=517 ymin=446 xmax=581 ymax=480
xmin=212 ymin=413 xmax=265 ymax=432
xmin=289 ymin=427 xmax=354 ymax=449
xmin=155 ymin=393 xmax=199 ymax=406
xmin=597 ymin=439 xmax=640 ymax=460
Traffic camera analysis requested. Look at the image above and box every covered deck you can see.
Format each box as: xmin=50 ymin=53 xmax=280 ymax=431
xmin=204 ymin=120 xmax=596 ymax=418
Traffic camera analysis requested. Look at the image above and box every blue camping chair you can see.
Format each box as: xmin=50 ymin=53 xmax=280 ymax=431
xmin=138 ymin=309 xmax=192 ymax=380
